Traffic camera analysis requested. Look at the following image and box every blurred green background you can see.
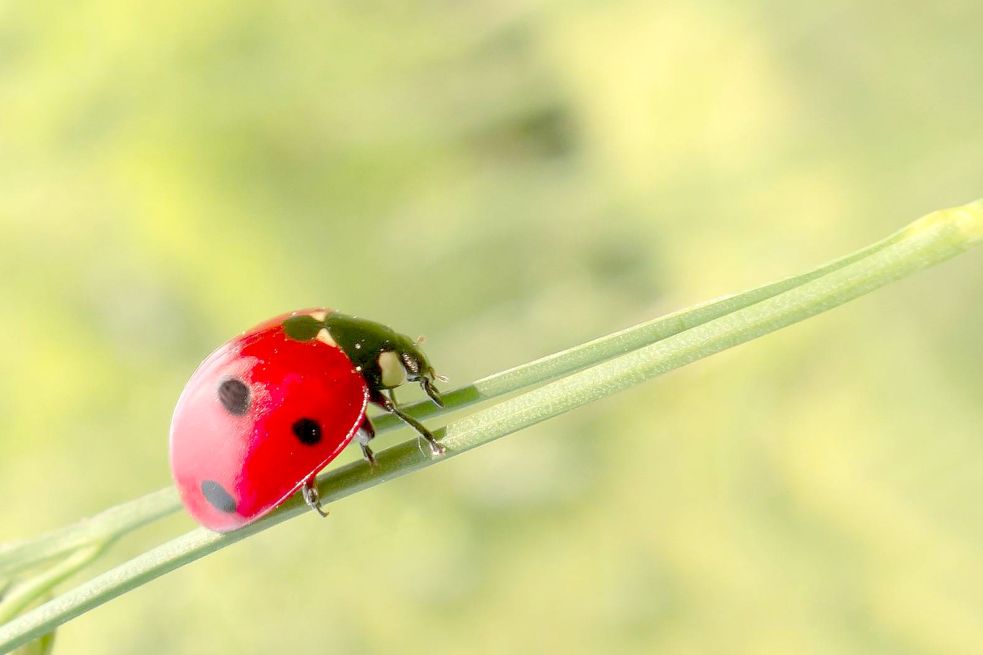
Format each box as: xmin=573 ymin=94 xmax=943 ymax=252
xmin=2 ymin=1 xmax=983 ymax=653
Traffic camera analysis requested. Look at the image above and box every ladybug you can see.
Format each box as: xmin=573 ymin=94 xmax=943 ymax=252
xmin=169 ymin=308 xmax=446 ymax=532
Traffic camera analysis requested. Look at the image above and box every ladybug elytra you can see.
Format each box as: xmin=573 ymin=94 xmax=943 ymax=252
xmin=169 ymin=308 xmax=446 ymax=532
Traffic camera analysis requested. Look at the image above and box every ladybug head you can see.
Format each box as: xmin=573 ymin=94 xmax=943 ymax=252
xmin=321 ymin=311 xmax=446 ymax=408
xmin=392 ymin=336 xmax=445 ymax=408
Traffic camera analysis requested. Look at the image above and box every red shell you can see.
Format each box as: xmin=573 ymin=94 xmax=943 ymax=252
xmin=169 ymin=309 xmax=368 ymax=532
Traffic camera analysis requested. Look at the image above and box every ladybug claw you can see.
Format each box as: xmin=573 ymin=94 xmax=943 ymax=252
xmin=302 ymin=478 xmax=329 ymax=518
xmin=415 ymin=435 xmax=446 ymax=457
xmin=360 ymin=443 xmax=378 ymax=467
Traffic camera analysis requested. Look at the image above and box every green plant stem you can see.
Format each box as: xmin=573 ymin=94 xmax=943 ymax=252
xmin=0 ymin=199 xmax=979 ymax=653
xmin=0 ymin=203 xmax=921 ymax=577
xmin=0 ymin=492 xmax=176 ymax=579
xmin=375 ymin=208 xmax=917 ymax=429
xmin=0 ymin=544 xmax=108 ymax=626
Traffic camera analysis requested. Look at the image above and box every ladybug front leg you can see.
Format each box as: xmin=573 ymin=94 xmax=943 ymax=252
xmin=374 ymin=388 xmax=446 ymax=456
xmin=356 ymin=415 xmax=377 ymax=466
xmin=302 ymin=476 xmax=328 ymax=518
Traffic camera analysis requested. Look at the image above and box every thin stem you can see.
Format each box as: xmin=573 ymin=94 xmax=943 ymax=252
xmin=0 ymin=199 xmax=978 ymax=653
xmin=376 ymin=209 xmax=915 ymax=429
xmin=0 ymin=492 xmax=177 ymax=579
xmin=0 ymin=543 xmax=108 ymax=625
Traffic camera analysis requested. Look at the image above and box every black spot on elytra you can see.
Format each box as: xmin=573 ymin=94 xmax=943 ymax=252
xmin=200 ymin=480 xmax=237 ymax=513
xmin=282 ymin=315 xmax=323 ymax=341
xmin=218 ymin=378 xmax=250 ymax=415
xmin=292 ymin=418 xmax=322 ymax=445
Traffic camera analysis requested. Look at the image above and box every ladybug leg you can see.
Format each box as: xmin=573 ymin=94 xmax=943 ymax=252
xmin=357 ymin=416 xmax=378 ymax=466
xmin=377 ymin=389 xmax=446 ymax=456
xmin=302 ymin=476 xmax=328 ymax=518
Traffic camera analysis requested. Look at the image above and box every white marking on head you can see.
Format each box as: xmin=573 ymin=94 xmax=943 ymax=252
xmin=378 ymin=351 xmax=406 ymax=388
xmin=316 ymin=328 xmax=337 ymax=347
xmin=310 ymin=310 xmax=328 ymax=322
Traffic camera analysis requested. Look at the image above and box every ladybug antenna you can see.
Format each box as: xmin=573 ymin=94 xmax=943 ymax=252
xmin=416 ymin=335 xmax=426 ymax=346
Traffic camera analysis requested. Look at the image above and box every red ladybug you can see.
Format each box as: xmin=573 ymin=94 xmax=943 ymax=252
xmin=169 ymin=308 xmax=446 ymax=532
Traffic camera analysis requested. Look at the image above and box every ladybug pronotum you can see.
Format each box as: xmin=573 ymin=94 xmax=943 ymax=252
xmin=169 ymin=308 xmax=446 ymax=532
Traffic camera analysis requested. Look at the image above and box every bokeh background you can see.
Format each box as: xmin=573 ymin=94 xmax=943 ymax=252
xmin=2 ymin=1 xmax=983 ymax=653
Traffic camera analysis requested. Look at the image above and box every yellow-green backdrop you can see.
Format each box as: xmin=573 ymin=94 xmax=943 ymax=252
xmin=2 ymin=1 xmax=982 ymax=653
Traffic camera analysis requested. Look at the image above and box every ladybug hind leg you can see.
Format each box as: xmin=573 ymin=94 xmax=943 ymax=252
xmin=376 ymin=388 xmax=446 ymax=457
xmin=357 ymin=415 xmax=378 ymax=466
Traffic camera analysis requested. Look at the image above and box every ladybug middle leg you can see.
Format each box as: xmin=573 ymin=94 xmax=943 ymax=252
xmin=356 ymin=415 xmax=377 ymax=466
xmin=373 ymin=389 xmax=446 ymax=456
